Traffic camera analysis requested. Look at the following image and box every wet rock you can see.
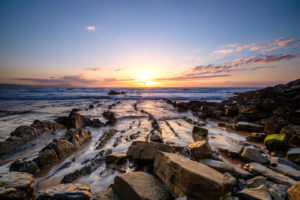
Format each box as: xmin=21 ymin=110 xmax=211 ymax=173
xmin=126 ymin=141 xmax=174 ymax=162
xmin=224 ymin=172 xmax=237 ymax=186
xmin=192 ymin=126 xmax=208 ymax=137
xmin=34 ymin=183 xmax=92 ymax=200
xmin=237 ymin=178 xmax=248 ymax=191
xmin=166 ymin=99 xmax=173 ymax=104
xmin=270 ymin=157 xmax=300 ymax=171
xmin=225 ymin=107 xmax=239 ymax=117
xmin=89 ymin=104 xmax=94 ymax=109
xmin=286 ymin=148 xmax=300 ymax=163
xmin=274 ymin=164 xmax=300 ymax=181
xmin=96 ymin=129 xmax=118 ymax=149
xmin=218 ymin=144 xmax=244 ymax=157
xmin=61 ymin=168 xmax=82 ymax=183
xmin=188 ymin=141 xmax=214 ymax=160
xmin=103 ymin=111 xmax=118 ymax=125
xmin=247 ymin=162 xmax=296 ymax=186
xmin=105 ymin=154 xmax=127 ymax=165
xmin=177 ymin=103 xmax=188 ymax=112
xmin=92 ymin=119 xmax=103 ymax=127
xmin=218 ymin=122 xmax=226 ymax=126
xmin=236 ymin=122 xmax=264 ymax=132
xmin=246 ymin=176 xmax=269 ymax=188
xmin=234 ymin=167 xmax=255 ymax=179
xmin=283 ymin=111 xmax=300 ymax=125
xmin=246 ymin=132 xmax=266 ymax=142
xmin=149 ymin=130 xmax=163 ymax=143
xmin=238 ymin=185 xmax=271 ymax=200
xmin=264 ymin=134 xmax=289 ymax=151
xmin=239 ymin=104 xmax=271 ymax=119
xmin=199 ymin=159 xmax=239 ymax=178
xmin=264 ymin=118 xmax=289 ymax=135
xmin=113 ymin=172 xmax=171 ymax=200
xmin=241 ymin=147 xmax=270 ymax=165
xmin=287 ymin=181 xmax=300 ymax=200
xmin=0 ymin=171 xmax=34 ymax=200
xmin=57 ymin=161 xmax=72 ymax=171
xmin=269 ymin=188 xmax=284 ymax=200
xmin=91 ymin=188 xmax=121 ymax=200
xmin=272 ymin=184 xmax=289 ymax=199
xmin=54 ymin=116 xmax=68 ymax=126
xmin=280 ymin=125 xmax=300 ymax=146
xmin=234 ymin=114 xmax=251 ymax=123
xmin=154 ymin=152 xmax=232 ymax=200
xmin=67 ymin=109 xmax=92 ymax=130
xmin=108 ymin=90 xmax=125 ymax=95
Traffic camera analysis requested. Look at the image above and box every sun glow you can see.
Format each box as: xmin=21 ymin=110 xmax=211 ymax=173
xmin=137 ymin=70 xmax=157 ymax=87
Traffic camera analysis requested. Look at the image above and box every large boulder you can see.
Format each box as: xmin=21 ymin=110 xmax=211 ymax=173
xmin=198 ymin=159 xmax=239 ymax=178
xmin=274 ymin=164 xmax=300 ymax=181
xmin=126 ymin=141 xmax=174 ymax=162
xmin=192 ymin=126 xmax=208 ymax=137
xmin=188 ymin=141 xmax=214 ymax=160
xmin=154 ymin=152 xmax=232 ymax=200
xmin=287 ymin=181 xmax=300 ymax=200
xmin=113 ymin=172 xmax=171 ymax=200
xmin=241 ymin=147 xmax=270 ymax=165
xmin=264 ymin=134 xmax=289 ymax=151
xmin=264 ymin=118 xmax=289 ymax=135
xmin=247 ymin=162 xmax=296 ymax=186
xmin=236 ymin=122 xmax=264 ymax=132
xmin=280 ymin=125 xmax=300 ymax=146
xmin=91 ymin=188 xmax=121 ymax=200
xmin=286 ymin=148 xmax=300 ymax=163
xmin=238 ymin=185 xmax=271 ymax=200
xmin=0 ymin=172 xmax=34 ymax=200
xmin=34 ymin=183 xmax=92 ymax=200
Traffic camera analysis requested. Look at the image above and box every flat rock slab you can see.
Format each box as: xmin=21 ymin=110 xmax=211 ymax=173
xmin=234 ymin=167 xmax=254 ymax=179
xmin=238 ymin=185 xmax=271 ymax=200
xmin=113 ymin=172 xmax=171 ymax=200
xmin=199 ymin=159 xmax=239 ymax=178
xmin=154 ymin=151 xmax=232 ymax=200
xmin=246 ymin=176 xmax=269 ymax=188
xmin=237 ymin=122 xmax=264 ymax=132
xmin=126 ymin=141 xmax=174 ymax=162
xmin=248 ymin=162 xmax=296 ymax=186
xmin=34 ymin=183 xmax=92 ymax=200
xmin=287 ymin=181 xmax=300 ymax=200
xmin=275 ymin=164 xmax=300 ymax=181
xmin=286 ymin=148 xmax=300 ymax=163
xmin=241 ymin=147 xmax=270 ymax=165
xmin=0 ymin=171 xmax=34 ymax=200
xmin=270 ymin=157 xmax=300 ymax=171
xmin=218 ymin=145 xmax=244 ymax=157
xmin=91 ymin=188 xmax=121 ymax=200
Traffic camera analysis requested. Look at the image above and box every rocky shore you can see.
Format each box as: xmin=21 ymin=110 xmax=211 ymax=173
xmin=0 ymin=79 xmax=300 ymax=200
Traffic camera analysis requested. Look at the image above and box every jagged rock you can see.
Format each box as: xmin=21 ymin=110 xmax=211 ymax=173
xmin=105 ymin=154 xmax=127 ymax=165
xmin=237 ymin=178 xmax=248 ymax=191
xmin=67 ymin=109 xmax=92 ymax=129
xmin=234 ymin=114 xmax=251 ymax=123
xmin=92 ymin=119 xmax=103 ymax=127
xmin=286 ymin=148 xmax=300 ymax=163
xmin=166 ymin=99 xmax=173 ymax=104
xmin=247 ymin=162 xmax=296 ymax=186
xmin=264 ymin=134 xmax=289 ymax=151
xmin=246 ymin=176 xmax=269 ymax=188
xmin=274 ymin=164 xmax=300 ymax=181
xmin=264 ymin=118 xmax=289 ymax=135
xmin=96 ymin=129 xmax=118 ymax=149
xmin=126 ymin=141 xmax=174 ymax=162
xmin=218 ymin=145 xmax=244 ymax=157
xmin=108 ymin=90 xmax=125 ymax=95
xmin=177 ymin=103 xmax=188 ymax=112
xmin=224 ymin=172 xmax=237 ymax=186
xmin=192 ymin=126 xmax=208 ymax=137
xmin=113 ymin=172 xmax=171 ymax=200
xmin=246 ymin=132 xmax=266 ymax=142
xmin=102 ymin=111 xmax=118 ymax=125
xmin=272 ymin=184 xmax=289 ymax=199
xmin=225 ymin=107 xmax=239 ymax=117
xmin=57 ymin=161 xmax=72 ymax=171
xmin=61 ymin=168 xmax=82 ymax=183
xmin=54 ymin=116 xmax=68 ymax=126
xmin=280 ymin=125 xmax=300 ymax=146
xmin=199 ymin=159 xmax=239 ymax=178
xmin=283 ymin=111 xmax=300 ymax=125
xmin=269 ymin=188 xmax=284 ymax=200
xmin=188 ymin=141 xmax=214 ymax=161
xmin=149 ymin=130 xmax=163 ymax=143
xmin=287 ymin=181 xmax=300 ymax=200
xmin=238 ymin=185 xmax=271 ymax=200
xmin=91 ymin=188 xmax=121 ymax=200
xmin=0 ymin=171 xmax=34 ymax=200
xmin=236 ymin=122 xmax=264 ymax=132
xmin=234 ymin=167 xmax=255 ymax=179
xmin=34 ymin=183 xmax=92 ymax=200
xmin=270 ymin=157 xmax=300 ymax=171
xmin=241 ymin=147 xmax=270 ymax=165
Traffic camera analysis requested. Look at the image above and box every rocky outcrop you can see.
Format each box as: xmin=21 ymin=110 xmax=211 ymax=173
xmin=67 ymin=109 xmax=92 ymax=129
xmin=188 ymin=141 xmax=214 ymax=160
xmin=108 ymin=90 xmax=126 ymax=95
xmin=241 ymin=147 xmax=270 ymax=165
xmin=105 ymin=154 xmax=127 ymax=165
xmin=287 ymin=181 xmax=300 ymax=200
xmin=238 ymin=185 xmax=271 ymax=200
xmin=113 ymin=172 xmax=171 ymax=200
xmin=280 ymin=125 xmax=300 ymax=146
xmin=236 ymin=122 xmax=264 ymax=132
xmin=0 ymin=171 xmax=34 ymax=200
xmin=264 ymin=118 xmax=289 ymax=135
xmin=264 ymin=134 xmax=289 ymax=151
xmin=149 ymin=130 xmax=164 ymax=143
xmin=154 ymin=151 xmax=232 ymax=200
xmin=286 ymin=148 xmax=300 ymax=163
xmin=91 ymin=188 xmax=121 ymax=200
xmin=126 ymin=141 xmax=174 ymax=162
xmin=10 ymin=128 xmax=92 ymax=174
xmin=34 ymin=183 xmax=92 ymax=200
xmin=96 ymin=129 xmax=118 ymax=149
xmin=199 ymin=159 xmax=239 ymax=178
xmin=102 ymin=111 xmax=118 ymax=125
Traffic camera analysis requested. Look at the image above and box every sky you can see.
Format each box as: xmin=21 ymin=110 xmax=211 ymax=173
xmin=0 ymin=0 xmax=300 ymax=87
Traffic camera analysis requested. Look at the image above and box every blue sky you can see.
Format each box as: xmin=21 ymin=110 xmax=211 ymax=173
xmin=0 ymin=0 xmax=299 ymax=87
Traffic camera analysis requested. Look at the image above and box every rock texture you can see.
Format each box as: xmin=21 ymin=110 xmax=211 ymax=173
xmin=238 ymin=185 xmax=271 ymax=200
xmin=264 ymin=134 xmax=289 ymax=151
xmin=287 ymin=181 xmax=300 ymax=200
xmin=218 ymin=144 xmax=244 ymax=157
xmin=154 ymin=151 xmax=232 ymax=200
xmin=0 ymin=171 xmax=34 ymax=200
xmin=241 ymin=147 xmax=270 ymax=165
xmin=199 ymin=159 xmax=239 ymax=178
xmin=274 ymin=164 xmax=300 ymax=181
xmin=91 ymin=188 xmax=121 ymax=200
xmin=188 ymin=141 xmax=214 ymax=160
xmin=286 ymin=148 xmax=300 ymax=163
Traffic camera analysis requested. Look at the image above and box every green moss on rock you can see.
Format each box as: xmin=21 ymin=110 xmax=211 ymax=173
xmin=192 ymin=126 xmax=208 ymax=137
xmin=264 ymin=134 xmax=288 ymax=151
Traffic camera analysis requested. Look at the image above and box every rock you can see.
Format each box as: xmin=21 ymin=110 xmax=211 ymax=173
xmin=225 ymin=107 xmax=239 ymax=117
xmin=105 ymin=154 xmax=127 ymax=165
xmin=199 ymin=159 xmax=239 ymax=178
xmin=0 ymin=171 xmax=34 ymax=200
xmin=108 ymin=90 xmax=124 ymax=95
xmin=274 ymin=164 xmax=300 ymax=181
xmin=92 ymin=119 xmax=103 ymax=127
xmin=126 ymin=141 xmax=174 ymax=162
xmin=192 ymin=126 xmax=208 ymax=137
xmin=246 ymin=176 xmax=269 ymax=188
xmin=246 ymin=133 xmax=266 ymax=142
xmin=57 ymin=161 xmax=72 ymax=171
xmin=241 ymin=147 xmax=270 ymax=165
xmin=177 ymin=103 xmax=188 ymax=112
xmin=237 ymin=178 xmax=248 ymax=191
xmin=234 ymin=114 xmax=251 ymax=123
xmin=149 ymin=130 xmax=163 ymax=143
xmin=224 ymin=172 xmax=237 ymax=186
xmin=286 ymin=148 xmax=300 ymax=163
xmin=264 ymin=134 xmax=289 ymax=151
xmin=188 ymin=141 xmax=214 ymax=160
xmin=54 ymin=116 xmax=68 ymax=126
xmin=166 ymin=99 xmax=173 ymax=104
xmin=67 ymin=109 xmax=92 ymax=130
xmin=34 ymin=183 xmax=92 ymax=200
xmin=96 ymin=129 xmax=118 ymax=149
xmin=154 ymin=151 xmax=232 ymax=200
xmin=280 ymin=125 xmax=300 ymax=146
xmin=91 ymin=188 xmax=121 ymax=200
xmin=103 ymin=111 xmax=118 ymax=125
xmin=270 ymin=157 xmax=300 ymax=171
xmin=238 ymin=185 xmax=271 ymax=200
xmin=248 ymin=162 xmax=296 ymax=186
xmin=273 ymin=184 xmax=289 ymax=199
xmin=264 ymin=118 xmax=289 ymax=135
xmin=218 ymin=122 xmax=227 ymax=126
xmin=89 ymin=104 xmax=94 ymax=109
xmin=283 ymin=111 xmax=300 ymax=125
xmin=236 ymin=122 xmax=264 ymax=132
xmin=287 ymin=181 xmax=300 ymax=200
xmin=234 ymin=167 xmax=255 ymax=179
xmin=60 ymin=168 xmax=82 ymax=183
xmin=218 ymin=145 xmax=244 ymax=157
xmin=113 ymin=172 xmax=171 ymax=200
xmin=269 ymin=188 xmax=284 ymax=200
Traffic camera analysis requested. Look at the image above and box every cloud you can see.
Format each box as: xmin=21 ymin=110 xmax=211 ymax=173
xmin=250 ymin=66 xmax=281 ymax=71
xmin=18 ymin=75 xmax=99 ymax=85
xmin=84 ymin=68 xmax=124 ymax=72
xmin=293 ymin=45 xmax=298 ymax=49
xmin=236 ymin=43 xmax=255 ymax=51
xmin=155 ymin=75 xmax=232 ymax=81
xmin=115 ymin=69 xmax=124 ymax=72
xmin=250 ymin=45 xmax=266 ymax=51
xmin=211 ymin=49 xmax=233 ymax=55
xmin=261 ymin=46 xmax=281 ymax=53
xmin=85 ymin=26 xmax=95 ymax=31
xmin=268 ymin=38 xmax=300 ymax=47
xmin=222 ymin=44 xmax=239 ymax=47
xmin=84 ymin=67 xmax=101 ymax=71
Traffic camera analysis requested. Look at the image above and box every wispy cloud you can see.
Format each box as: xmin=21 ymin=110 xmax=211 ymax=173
xmin=84 ymin=67 xmax=124 ymax=72
xmin=85 ymin=26 xmax=95 ymax=31
xmin=18 ymin=75 xmax=99 ymax=85
xmin=268 ymin=38 xmax=300 ymax=47
xmin=84 ymin=67 xmax=101 ymax=71
xmin=250 ymin=65 xmax=281 ymax=71
xmin=115 ymin=69 xmax=124 ymax=72
xmin=211 ymin=49 xmax=233 ymax=55
xmin=221 ymin=44 xmax=239 ymax=47
xmin=250 ymin=45 xmax=266 ymax=51
xmin=236 ymin=43 xmax=255 ymax=51
xmin=293 ymin=45 xmax=298 ymax=49
xmin=261 ymin=46 xmax=281 ymax=53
